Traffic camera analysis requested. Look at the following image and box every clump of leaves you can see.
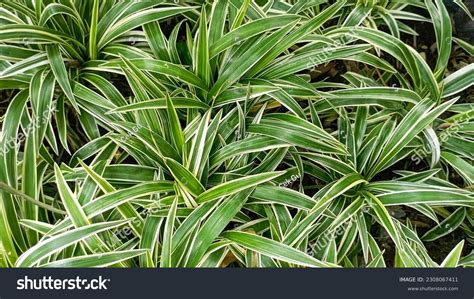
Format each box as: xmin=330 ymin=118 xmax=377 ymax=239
xmin=0 ymin=0 xmax=473 ymax=268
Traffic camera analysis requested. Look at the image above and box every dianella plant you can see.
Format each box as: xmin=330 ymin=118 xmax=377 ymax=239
xmin=0 ymin=0 xmax=473 ymax=268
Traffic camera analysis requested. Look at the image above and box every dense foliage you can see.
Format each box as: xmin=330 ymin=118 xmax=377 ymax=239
xmin=0 ymin=0 xmax=473 ymax=268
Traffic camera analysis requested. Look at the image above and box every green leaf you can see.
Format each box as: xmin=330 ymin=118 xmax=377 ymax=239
xmin=164 ymin=158 xmax=205 ymax=197
xmin=98 ymin=7 xmax=194 ymax=49
xmin=89 ymin=0 xmax=100 ymax=60
xmin=40 ymin=250 xmax=147 ymax=268
xmin=196 ymin=172 xmax=283 ymax=204
xmin=16 ymin=220 xmax=130 ymax=267
xmin=209 ymin=20 xmax=298 ymax=98
xmin=161 ymin=197 xmax=178 ymax=267
xmin=186 ymin=190 xmax=253 ymax=267
xmin=422 ymin=208 xmax=466 ymax=242
xmin=442 ymin=63 xmax=474 ymax=98
xmin=440 ymin=240 xmax=464 ymax=268
xmin=223 ymin=231 xmax=335 ymax=268
xmin=46 ymin=45 xmax=80 ymax=112
xmin=195 ymin=6 xmax=210 ymax=87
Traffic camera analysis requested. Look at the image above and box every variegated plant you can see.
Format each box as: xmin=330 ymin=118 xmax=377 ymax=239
xmin=0 ymin=0 xmax=473 ymax=268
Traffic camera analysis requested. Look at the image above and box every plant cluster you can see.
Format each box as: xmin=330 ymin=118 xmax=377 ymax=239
xmin=0 ymin=0 xmax=473 ymax=268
